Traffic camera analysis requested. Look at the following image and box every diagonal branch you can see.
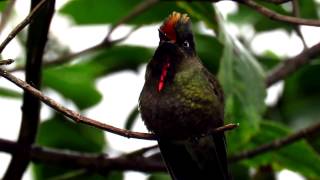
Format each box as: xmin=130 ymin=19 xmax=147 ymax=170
xmin=237 ymin=0 xmax=320 ymax=27
xmin=261 ymin=0 xmax=291 ymax=4
xmin=2 ymin=116 xmax=320 ymax=172
xmin=0 ymin=0 xmax=50 ymax=53
xmin=229 ymin=121 xmax=320 ymax=162
xmin=0 ymin=68 xmax=238 ymax=140
xmin=0 ymin=59 xmax=14 ymax=66
xmin=0 ymin=138 xmax=166 ymax=173
xmin=9 ymin=0 xmax=158 ymax=72
xmin=104 ymin=0 xmax=159 ymax=41
xmin=266 ymin=41 xmax=320 ymax=87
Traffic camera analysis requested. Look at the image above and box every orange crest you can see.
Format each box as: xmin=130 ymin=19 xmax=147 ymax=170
xmin=160 ymin=12 xmax=190 ymax=42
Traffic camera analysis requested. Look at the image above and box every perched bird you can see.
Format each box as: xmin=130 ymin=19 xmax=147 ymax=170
xmin=139 ymin=12 xmax=230 ymax=180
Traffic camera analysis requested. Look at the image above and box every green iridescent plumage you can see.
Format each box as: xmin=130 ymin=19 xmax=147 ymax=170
xmin=139 ymin=12 xmax=230 ymax=180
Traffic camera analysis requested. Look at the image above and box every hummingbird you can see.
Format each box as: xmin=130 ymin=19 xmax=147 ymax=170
xmin=139 ymin=12 xmax=230 ymax=180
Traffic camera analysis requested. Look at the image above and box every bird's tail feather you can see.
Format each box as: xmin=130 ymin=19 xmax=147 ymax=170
xmin=158 ymin=134 xmax=230 ymax=180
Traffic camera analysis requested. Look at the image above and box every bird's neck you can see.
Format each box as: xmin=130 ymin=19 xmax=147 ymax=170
xmin=148 ymin=55 xmax=199 ymax=93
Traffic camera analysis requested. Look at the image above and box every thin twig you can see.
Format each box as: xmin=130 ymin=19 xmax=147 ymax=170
xmin=266 ymin=41 xmax=320 ymax=87
xmin=237 ymin=0 xmax=320 ymax=27
xmin=261 ymin=0 xmax=291 ymax=4
xmin=229 ymin=121 xmax=320 ymax=162
xmin=0 ymin=68 xmax=237 ymax=140
xmin=104 ymin=0 xmax=159 ymax=41
xmin=43 ymin=27 xmax=138 ymax=69
xmin=8 ymin=14 xmax=140 ymax=72
xmin=0 ymin=0 xmax=50 ymax=53
xmin=0 ymin=59 xmax=14 ymax=66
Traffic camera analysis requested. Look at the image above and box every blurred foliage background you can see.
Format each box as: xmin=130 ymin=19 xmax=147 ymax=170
xmin=1 ymin=0 xmax=320 ymax=179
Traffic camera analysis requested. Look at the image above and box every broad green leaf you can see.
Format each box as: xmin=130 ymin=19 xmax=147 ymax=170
xmin=256 ymin=51 xmax=281 ymax=71
xmin=299 ymin=0 xmax=319 ymax=19
xmin=43 ymin=45 xmax=153 ymax=109
xmin=242 ymin=121 xmax=320 ymax=179
xmin=280 ymin=64 xmax=320 ymax=127
xmin=269 ymin=63 xmax=320 ymax=156
xmin=0 ymin=87 xmax=21 ymax=98
xmin=216 ymin=9 xmax=266 ymax=151
xmin=0 ymin=1 xmax=8 ymax=12
xmin=43 ymin=64 xmax=103 ymax=110
xmin=60 ymin=0 xmax=182 ymax=25
xmin=33 ymin=115 xmax=107 ymax=180
xmin=84 ymin=45 xmax=153 ymax=76
xmin=148 ymin=173 xmax=170 ymax=180
xmin=195 ymin=34 xmax=224 ymax=74
xmin=36 ymin=114 xmax=105 ymax=152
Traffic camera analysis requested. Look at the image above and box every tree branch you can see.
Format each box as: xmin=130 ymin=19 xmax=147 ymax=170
xmin=237 ymin=0 xmax=320 ymax=27
xmin=0 ymin=138 xmax=166 ymax=173
xmin=261 ymin=0 xmax=291 ymax=4
xmin=0 ymin=0 xmax=50 ymax=53
xmin=0 ymin=68 xmax=238 ymax=140
xmin=104 ymin=0 xmax=159 ymax=41
xmin=0 ymin=59 xmax=14 ymax=66
xmin=2 ymin=116 xmax=320 ymax=173
xmin=266 ymin=41 xmax=320 ymax=87
xmin=3 ymin=0 xmax=55 ymax=179
xmin=229 ymin=121 xmax=320 ymax=162
xmin=9 ymin=0 xmax=157 ymax=72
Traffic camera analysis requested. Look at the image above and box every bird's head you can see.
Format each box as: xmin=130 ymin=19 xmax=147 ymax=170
xmin=149 ymin=12 xmax=196 ymax=92
xmin=157 ymin=11 xmax=195 ymax=57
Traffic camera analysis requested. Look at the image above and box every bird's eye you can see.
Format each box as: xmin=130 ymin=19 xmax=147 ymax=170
xmin=183 ymin=40 xmax=190 ymax=48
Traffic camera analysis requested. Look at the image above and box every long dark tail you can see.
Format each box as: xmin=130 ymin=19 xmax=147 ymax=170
xmin=158 ymin=134 xmax=231 ymax=180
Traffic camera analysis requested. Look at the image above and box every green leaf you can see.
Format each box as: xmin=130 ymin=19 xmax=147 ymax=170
xmin=0 ymin=87 xmax=21 ymax=98
xmin=36 ymin=114 xmax=105 ymax=152
xmin=280 ymin=64 xmax=320 ymax=127
xmin=216 ymin=9 xmax=266 ymax=151
xmin=256 ymin=51 xmax=281 ymax=71
xmin=60 ymin=0 xmax=182 ymax=25
xmin=195 ymin=34 xmax=224 ymax=74
xmin=0 ymin=1 xmax=8 ymax=12
xmin=33 ymin=115 xmax=108 ymax=180
xmin=43 ymin=64 xmax=103 ymax=110
xmin=44 ymin=45 xmax=153 ymax=110
xmin=299 ymin=0 xmax=319 ymax=19
xmin=148 ymin=173 xmax=171 ymax=180
xmin=84 ymin=45 xmax=153 ymax=76
xmin=242 ymin=121 xmax=320 ymax=179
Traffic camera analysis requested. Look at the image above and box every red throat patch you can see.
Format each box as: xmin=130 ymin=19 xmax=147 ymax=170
xmin=160 ymin=12 xmax=189 ymax=42
xmin=158 ymin=63 xmax=170 ymax=92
